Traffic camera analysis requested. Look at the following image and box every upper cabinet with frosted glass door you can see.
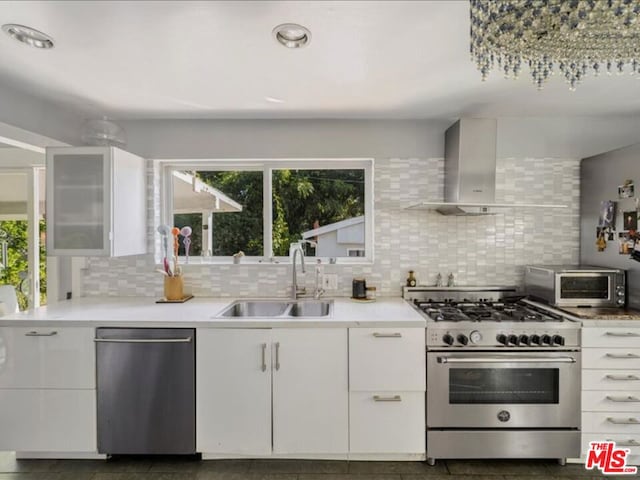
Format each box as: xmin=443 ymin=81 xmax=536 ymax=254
xmin=46 ymin=146 xmax=147 ymax=256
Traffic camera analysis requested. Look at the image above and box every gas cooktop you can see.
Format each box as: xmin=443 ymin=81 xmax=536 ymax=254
xmin=414 ymin=300 xmax=564 ymax=323
xmin=403 ymin=286 xmax=580 ymax=349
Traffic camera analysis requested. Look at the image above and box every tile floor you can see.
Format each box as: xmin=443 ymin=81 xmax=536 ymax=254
xmin=0 ymin=454 xmax=635 ymax=480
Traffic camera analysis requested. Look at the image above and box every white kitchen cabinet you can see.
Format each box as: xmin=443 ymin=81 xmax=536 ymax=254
xmin=196 ymin=329 xmax=272 ymax=455
xmin=272 ymin=328 xmax=348 ymax=454
xmin=0 ymin=326 xmax=96 ymax=454
xmin=348 ymin=327 xmax=425 ymax=457
xmin=349 ymin=327 xmax=425 ymax=391
xmin=0 ymin=389 xmax=96 ymax=452
xmin=46 ymin=146 xmax=146 ymax=256
xmin=197 ymin=328 xmax=348 ymax=457
xmin=349 ymin=391 xmax=424 ymax=454
xmin=0 ymin=327 xmax=95 ymax=389
xmin=581 ymin=325 xmax=640 ymax=465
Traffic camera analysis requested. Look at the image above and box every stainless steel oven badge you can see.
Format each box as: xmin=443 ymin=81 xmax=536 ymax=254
xmin=497 ymin=410 xmax=511 ymax=422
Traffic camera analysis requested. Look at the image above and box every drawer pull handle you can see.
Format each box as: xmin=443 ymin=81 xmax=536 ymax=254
xmin=607 ymin=439 xmax=640 ymax=447
xmin=605 ymin=332 xmax=640 ymax=337
xmin=606 ymin=395 xmax=640 ymax=403
xmin=606 ymin=353 xmax=640 ymax=359
xmin=606 ymin=374 xmax=640 ymax=381
xmin=25 ymin=331 xmax=57 ymax=337
xmin=607 ymin=417 xmax=640 ymax=425
xmin=261 ymin=343 xmax=267 ymax=372
xmin=373 ymin=395 xmax=402 ymax=402
xmin=373 ymin=332 xmax=402 ymax=338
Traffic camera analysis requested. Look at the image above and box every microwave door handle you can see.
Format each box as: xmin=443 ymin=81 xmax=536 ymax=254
xmin=436 ymin=356 xmax=577 ymax=364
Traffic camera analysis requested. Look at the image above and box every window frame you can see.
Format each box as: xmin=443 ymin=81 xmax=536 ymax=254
xmin=160 ymin=158 xmax=374 ymax=265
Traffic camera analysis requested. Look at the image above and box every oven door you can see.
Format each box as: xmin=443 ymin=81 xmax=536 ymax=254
xmin=556 ymin=273 xmax=613 ymax=307
xmin=427 ymin=351 xmax=581 ymax=428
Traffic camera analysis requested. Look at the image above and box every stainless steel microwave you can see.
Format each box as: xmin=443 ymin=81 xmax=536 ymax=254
xmin=524 ymin=265 xmax=626 ymax=308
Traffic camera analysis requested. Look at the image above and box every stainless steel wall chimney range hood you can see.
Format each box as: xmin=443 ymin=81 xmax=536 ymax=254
xmin=406 ymin=118 xmax=567 ymax=215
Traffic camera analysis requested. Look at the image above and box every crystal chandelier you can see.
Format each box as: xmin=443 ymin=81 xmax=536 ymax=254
xmin=470 ymin=0 xmax=640 ymax=90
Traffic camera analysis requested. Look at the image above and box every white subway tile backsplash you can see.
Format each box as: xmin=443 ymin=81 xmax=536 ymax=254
xmin=82 ymin=157 xmax=580 ymax=298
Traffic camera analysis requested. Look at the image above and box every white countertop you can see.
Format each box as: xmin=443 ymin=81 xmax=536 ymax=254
xmin=0 ymin=296 xmax=426 ymax=328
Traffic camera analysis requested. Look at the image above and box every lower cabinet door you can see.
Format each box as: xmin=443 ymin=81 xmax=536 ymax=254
xmin=196 ymin=329 xmax=272 ymax=454
xmin=272 ymin=328 xmax=348 ymax=454
xmin=350 ymin=391 xmax=425 ymax=454
xmin=0 ymin=389 xmax=96 ymax=452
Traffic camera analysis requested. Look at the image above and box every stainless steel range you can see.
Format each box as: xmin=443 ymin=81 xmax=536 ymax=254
xmin=404 ymin=286 xmax=581 ymax=466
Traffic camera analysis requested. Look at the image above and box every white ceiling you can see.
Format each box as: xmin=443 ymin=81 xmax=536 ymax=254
xmin=0 ymin=0 xmax=639 ymax=120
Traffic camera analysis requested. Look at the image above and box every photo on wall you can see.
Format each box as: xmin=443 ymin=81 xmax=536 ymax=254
xmin=623 ymin=211 xmax=638 ymax=231
xmin=618 ymin=180 xmax=635 ymax=199
xmin=598 ymin=200 xmax=616 ymax=228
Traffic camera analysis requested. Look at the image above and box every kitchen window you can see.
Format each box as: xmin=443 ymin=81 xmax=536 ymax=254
xmin=162 ymin=159 xmax=373 ymax=263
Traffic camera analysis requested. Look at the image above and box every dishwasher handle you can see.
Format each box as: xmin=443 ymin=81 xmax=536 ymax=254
xmin=94 ymin=337 xmax=192 ymax=344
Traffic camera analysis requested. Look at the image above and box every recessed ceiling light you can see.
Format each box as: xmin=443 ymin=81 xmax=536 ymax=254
xmin=272 ymin=23 xmax=311 ymax=49
xmin=265 ymin=96 xmax=285 ymax=104
xmin=2 ymin=24 xmax=54 ymax=49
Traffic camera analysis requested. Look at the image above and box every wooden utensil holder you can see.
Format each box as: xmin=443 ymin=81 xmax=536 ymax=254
xmin=164 ymin=275 xmax=184 ymax=301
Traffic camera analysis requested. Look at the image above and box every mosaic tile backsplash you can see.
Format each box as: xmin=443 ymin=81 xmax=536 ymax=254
xmin=82 ymin=157 xmax=580 ymax=298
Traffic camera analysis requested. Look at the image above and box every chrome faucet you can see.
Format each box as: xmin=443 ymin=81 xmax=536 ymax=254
xmin=290 ymin=243 xmax=306 ymax=299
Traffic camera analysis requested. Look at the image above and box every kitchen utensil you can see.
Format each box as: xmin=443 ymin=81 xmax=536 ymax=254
xmin=155 ymin=269 xmax=169 ymax=276
xmin=171 ymin=227 xmax=180 ymax=272
xmin=180 ymin=226 xmax=192 ymax=264
xmin=157 ymin=225 xmax=171 ymax=271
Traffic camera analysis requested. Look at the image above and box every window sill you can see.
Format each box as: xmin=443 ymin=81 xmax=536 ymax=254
xmin=156 ymin=257 xmax=374 ymax=267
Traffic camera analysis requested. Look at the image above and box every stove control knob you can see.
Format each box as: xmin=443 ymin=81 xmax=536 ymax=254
xmin=552 ymin=335 xmax=565 ymax=346
xmin=496 ymin=334 xmax=508 ymax=345
xmin=517 ymin=334 xmax=529 ymax=346
xmin=529 ymin=334 xmax=541 ymax=346
xmin=442 ymin=334 xmax=454 ymax=346
xmin=469 ymin=330 xmax=483 ymax=344
xmin=540 ymin=334 xmax=551 ymax=346
xmin=457 ymin=334 xmax=469 ymax=345
xmin=507 ymin=334 xmax=518 ymax=346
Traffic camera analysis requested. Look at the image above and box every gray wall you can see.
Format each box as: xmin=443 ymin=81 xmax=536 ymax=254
xmin=581 ymin=143 xmax=640 ymax=308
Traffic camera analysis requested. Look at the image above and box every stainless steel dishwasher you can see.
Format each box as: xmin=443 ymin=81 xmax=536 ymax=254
xmin=95 ymin=328 xmax=196 ymax=455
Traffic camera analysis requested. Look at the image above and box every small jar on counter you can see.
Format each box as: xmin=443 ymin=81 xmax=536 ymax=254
xmin=366 ymin=286 xmax=377 ymax=300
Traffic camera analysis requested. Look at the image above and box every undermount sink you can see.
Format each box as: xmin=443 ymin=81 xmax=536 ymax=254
xmin=216 ymin=300 xmax=333 ymax=318
xmin=218 ymin=301 xmax=289 ymax=317
xmin=288 ymin=301 xmax=332 ymax=317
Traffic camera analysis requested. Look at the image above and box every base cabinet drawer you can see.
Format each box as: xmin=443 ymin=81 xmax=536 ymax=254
xmin=582 ymin=328 xmax=640 ymax=348
xmin=0 ymin=389 xmax=96 ymax=452
xmin=582 ymin=434 xmax=640 ymax=458
xmin=349 ymin=391 xmax=424 ymax=454
xmin=583 ymin=370 xmax=640 ymax=391
xmin=0 ymin=327 xmax=95 ymax=389
xmin=583 ymin=348 xmax=640 ymax=370
xmin=583 ymin=412 xmax=640 ymax=435
xmin=349 ymin=328 xmax=425 ymax=391
xmin=583 ymin=390 xmax=640 ymax=412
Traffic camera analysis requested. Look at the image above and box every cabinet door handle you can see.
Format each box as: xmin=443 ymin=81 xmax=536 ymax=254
xmin=373 ymin=332 xmax=402 ymax=338
xmin=606 ymin=439 xmax=640 ymax=447
xmin=25 ymin=331 xmax=57 ymax=337
xmin=606 ymin=353 xmax=640 ymax=359
xmin=606 ymin=374 xmax=640 ymax=381
xmin=261 ymin=343 xmax=267 ymax=372
xmin=605 ymin=332 xmax=640 ymax=337
xmin=607 ymin=417 xmax=640 ymax=425
xmin=373 ymin=395 xmax=402 ymax=402
xmin=606 ymin=395 xmax=640 ymax=403
xmin=275 ymin=342 xmax=280 ymax=371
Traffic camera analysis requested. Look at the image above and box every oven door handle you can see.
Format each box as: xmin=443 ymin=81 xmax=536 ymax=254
xmin=436 ymin=356 xmax=577 ymax=364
